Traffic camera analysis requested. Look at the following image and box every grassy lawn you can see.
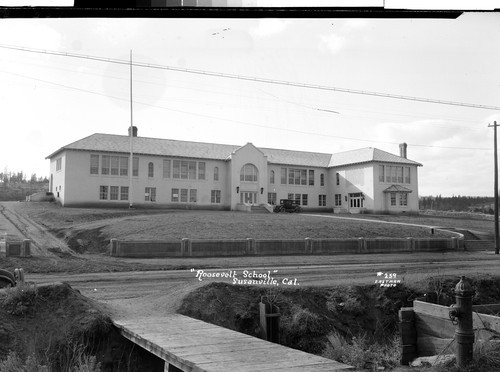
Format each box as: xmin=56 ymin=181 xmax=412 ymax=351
xmin=10 ymin=202 xmax=467 ymax=241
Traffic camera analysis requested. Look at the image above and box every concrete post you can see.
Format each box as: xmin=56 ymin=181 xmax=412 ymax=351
xmin=305 ymin=237 xmax=312 ymax=254
xmin=449 ymin=276 xmax=475 ymax=368
xmin=357 ymin=237 xmax=366 ymax=253
xmin=406 ymin=237 xmax=414 ymax=252
xmin=110 ymin=239 xmax=117 ymax=256
xmin=246 ymin=238 xmax=255 ymax=255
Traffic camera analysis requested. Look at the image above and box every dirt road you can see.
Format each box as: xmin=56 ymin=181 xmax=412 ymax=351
xmin=27 ymin=251 xmax=500 ymax=320
xmin=0 ymin=202 xmax=71 ymax=256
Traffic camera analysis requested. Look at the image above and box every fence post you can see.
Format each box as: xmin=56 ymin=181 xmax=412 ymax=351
xmin=259 ymin=296 xmax=280 ymax=343
xmin=449 ymin=276 xmax=475 ymax=368
xmin=399 ymin=307 xmax=417 ymax=365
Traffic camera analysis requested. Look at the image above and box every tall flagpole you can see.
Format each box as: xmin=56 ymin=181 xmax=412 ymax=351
xmin=129 ymin=50 xmax=134 ymax=209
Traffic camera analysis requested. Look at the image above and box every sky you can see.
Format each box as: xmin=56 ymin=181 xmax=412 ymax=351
xmin=0 ymin=11 xmax=499 ymax=197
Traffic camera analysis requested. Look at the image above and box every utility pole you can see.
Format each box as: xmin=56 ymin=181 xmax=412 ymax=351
xmin=489 ymin=121 xmax=499 ymax=254
xmin=129 ymin=50 xmax=134 ymax=209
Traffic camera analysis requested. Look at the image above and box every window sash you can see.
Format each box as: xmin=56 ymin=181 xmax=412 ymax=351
xmin=302 ymin=194 xmax=308 ymax=206
xmin=99 ymin=186 xmax=108 ymax=200
xmin=110 ymin=156 xmax=119 ymax=175
xmin=120 ymin=186 xmax=129 ymax=201
xmin=214 ymin=167 xmax=219 ymax=181
xmin=390 ymin=193 xmax=396 ymax=206
xmin=101 ymin=156 xmax=110 ymax=175
xmin=211 ymin=190 xmax=221 ymax=203
xmin=132 ymin=157 xmax=139 ymax=177
xmin=163 ymin=159 xmax=171 ymax=178
xmin=188 ymin=162 xmax=196 ymax=180
xmin=198 ymin=162 xmax=205 ymax=180
xmin=281 ymin=168 xmax=287 ymax=184
xmin=148 ymin=162 xmax=154 ymax=178
xmin=90 ymin=155 xmax=99 ymax=175
xmin=189 ymin=189 xmax=197 ymax=203
xmin=180 ymin=189 xmax=188 ymax=202
xmin=110 ymin=186 xmax=119 ymax=200
xmin=119 ymin=157 xmax=128 ymax=176
xmin=171 ymin=188 xmax=179 ymax=202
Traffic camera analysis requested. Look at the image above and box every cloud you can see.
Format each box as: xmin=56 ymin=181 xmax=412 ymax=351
xmin=249 ymin=19 xmax=291 ymax=38
xmin=0 ymin=20 xmax=62 ymax=50
xmin=318 ymin=33 xmax=347 ymax=54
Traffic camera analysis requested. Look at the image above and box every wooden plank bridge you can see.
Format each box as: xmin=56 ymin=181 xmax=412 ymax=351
xmin=114 ymin=314 xmax=352 ymax=371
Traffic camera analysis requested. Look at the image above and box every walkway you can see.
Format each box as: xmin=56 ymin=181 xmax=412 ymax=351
xmin=114 ymin=314 xmax=352 ymax=371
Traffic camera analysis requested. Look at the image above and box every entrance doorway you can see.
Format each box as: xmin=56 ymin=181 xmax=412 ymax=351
xmin=348 ymin=192 xmax=364 ymax=213
xmin=240 ymin=192 xmax=258 ymax=205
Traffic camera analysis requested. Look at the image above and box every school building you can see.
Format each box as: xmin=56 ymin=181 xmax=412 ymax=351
xmin=46 ymin=127 xmax=422 ymax=213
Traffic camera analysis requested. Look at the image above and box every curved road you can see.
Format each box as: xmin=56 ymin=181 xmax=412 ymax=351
xmin=26 ymin=251 xmax=500 ymax=319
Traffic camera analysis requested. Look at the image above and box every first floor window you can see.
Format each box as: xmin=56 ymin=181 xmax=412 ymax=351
xmin=110 ymin=186 xmax=119 ymax=200
xmin=99 ymin=186 xmax=108 ymax=200
xmin=335 ymin=194 xmax=342 ymax=206
xmin=390 ymin=193 xmax=396 ymax=206
xmin=400 ymin=193 xmax=408 ymax=206
xmin=180 ymin=188 xmax=188 ymax=202
xmin=288 ymin=193 xmax=294 ymax=200
xmin=295 ymin=193 xmax=301 ymax=204
xmin=145 ymin=187 xmax=156 ymax=202
xmin=189 ymin=189 xmax=197 ymax=203
xmin=302 ymin=194 xmax=308 ymax=206
xmin=211 ymin=190 xmax=221 ymax=204
xmin=120 ymin=186 xmax=129 ymax=201
xmin=268 ymin=192 xmax=277 ymax=205
xmin=319 ymin=194 xmax=326 ymax=206
xmin=171 ymin=188 xmax=179 ymax=202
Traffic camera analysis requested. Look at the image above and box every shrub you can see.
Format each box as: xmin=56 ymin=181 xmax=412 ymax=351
xmin=2 ymin=283 xmax=38 ymax=316
xmin=323 ymin=330 xmax=400 ymax=371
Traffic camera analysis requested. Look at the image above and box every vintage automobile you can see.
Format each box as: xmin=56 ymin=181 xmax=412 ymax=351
xmin=0 ymin=268 xmax=24 ymax=288
xmin=273 ymin=199 xmax=302 ymax=213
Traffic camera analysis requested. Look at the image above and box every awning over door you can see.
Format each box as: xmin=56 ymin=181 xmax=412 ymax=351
xmin=383 ymin=185 xmax=413 ymax=193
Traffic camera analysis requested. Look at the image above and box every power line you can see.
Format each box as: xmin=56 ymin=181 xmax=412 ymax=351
xmin=0 ymin=68 xmax=491 ymax=151
xmin=1 ymin=43 xmax=500 ymax=111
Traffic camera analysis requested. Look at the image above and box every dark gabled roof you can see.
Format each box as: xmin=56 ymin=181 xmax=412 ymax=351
xmin=46 ymin=133 xmax=421 ymax=168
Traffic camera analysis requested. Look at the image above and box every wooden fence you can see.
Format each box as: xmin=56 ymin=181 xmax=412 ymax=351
xmin=400 ymin=300 xmax=500 ymax=365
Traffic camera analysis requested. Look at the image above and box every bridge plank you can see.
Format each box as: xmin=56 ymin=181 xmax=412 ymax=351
xmin=114 ymin=314 xmax=352 ymax=371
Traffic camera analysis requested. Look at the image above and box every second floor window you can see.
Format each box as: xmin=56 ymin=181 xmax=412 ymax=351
xmin=148 ymin=162 xmax=154 ymax=178
xmin=240 ymin=164 xmax=258 ymax=182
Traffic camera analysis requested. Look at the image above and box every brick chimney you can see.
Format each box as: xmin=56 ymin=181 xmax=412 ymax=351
xmin=128 ymin=126 xmax=138 ymax=137
xmin=399 ymin=143 xmax=407 ymax=158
